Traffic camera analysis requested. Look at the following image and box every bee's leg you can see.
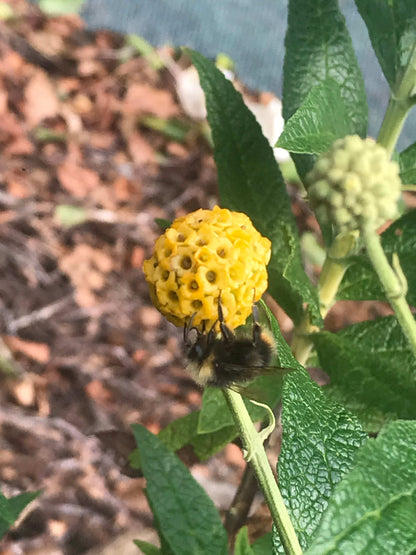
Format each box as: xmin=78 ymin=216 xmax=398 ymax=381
xmin=207 ymin=318 xmax=218 ymax=345
xmin=251 ymin=302 xmax=262 ymax=345
xmin=217 ymin=291 xmax=234 ymax=343
xmin=183 ymin=312 xmax=197 ymax=345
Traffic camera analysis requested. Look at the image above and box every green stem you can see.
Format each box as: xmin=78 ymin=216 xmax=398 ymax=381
xmin=290 ymin=316 xmax=317 ymax=367
xmin=377 ymin=43 xmax=416 ymax=156
xmin=292 ymin=232 xmax=358 ymax=365
xmin=361 ymin=224 xmax=416 ymax=357
xmin=222 ymin=388 xmax=302 ymax=555
xmin=377 ymin=96 xmax=411 ymax=156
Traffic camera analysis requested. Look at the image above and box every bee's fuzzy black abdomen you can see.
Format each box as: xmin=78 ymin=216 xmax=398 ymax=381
xmin=207 ymin=332 xmax=274 ymax=387
xmin=184 ymin=298 xmax=280 ymax=388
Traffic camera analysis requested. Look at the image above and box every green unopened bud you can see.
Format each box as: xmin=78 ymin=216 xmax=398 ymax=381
xmin=307 ymin=135 xmax=402 ymax=232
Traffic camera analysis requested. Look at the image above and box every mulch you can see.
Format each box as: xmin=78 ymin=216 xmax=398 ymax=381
xmin=0 ymin=2 xmax=395 ymax=553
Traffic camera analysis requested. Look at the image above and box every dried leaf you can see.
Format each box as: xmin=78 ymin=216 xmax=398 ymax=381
xmin=7 ymin=179 xmax=31 ymax=199
xmin=85 ymin=380 xmax=113 ymax=404
xmin=3 ymin=336 xmax=50 ymax=363
xmin=113 ymin=175 xmax=141 ymax=201
xmin=59 ymin=245 xmax=113 ymax=307
xmin=122 ymin=83 xmax=179 ymax=119
xmin=24 ymin=69 xmax=60 ymax=126
xmin=127 ymin=132 xmax=155 ymax=165
xmin=57 ymin=161 xmax=100 ymax=197
xmin=0 ymin=89 xmax=8 ymax=114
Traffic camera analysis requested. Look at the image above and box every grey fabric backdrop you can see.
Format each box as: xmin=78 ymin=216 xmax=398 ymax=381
xmin=79 ymin=0 xmax=414 ymax=150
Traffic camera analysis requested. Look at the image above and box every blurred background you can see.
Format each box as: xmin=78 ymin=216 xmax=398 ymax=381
xmin=79 ymin=0 xmax=415 ymax=149
xmin=0 ymin=1 xmax=409 ymax=553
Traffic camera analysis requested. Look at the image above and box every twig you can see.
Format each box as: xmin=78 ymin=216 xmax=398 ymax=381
xmin=224 ymin=463 xmax=259 ymax=542
xmin=0 ymin=22 xmax=76 ymax=76
xmin=8 ymin=296 xmax=72 ymax=333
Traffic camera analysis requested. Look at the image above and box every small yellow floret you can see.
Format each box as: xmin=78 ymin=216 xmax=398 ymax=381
xmin=143 ymin=206 xmax=271 ymax=330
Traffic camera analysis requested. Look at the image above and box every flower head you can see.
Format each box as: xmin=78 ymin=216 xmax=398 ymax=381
xmin=143 ymin=206 xmax=271 ymax=330
xmin=306 ymin=135 xmax=401 ymax=232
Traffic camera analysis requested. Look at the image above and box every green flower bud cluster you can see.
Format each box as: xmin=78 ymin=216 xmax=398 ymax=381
xmin=306 ymin=135 xmax=401 ymax=232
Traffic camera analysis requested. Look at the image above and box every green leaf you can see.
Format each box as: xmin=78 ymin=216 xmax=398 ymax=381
xmin=0 ymin=2 xmax=14 ymax=20
xmin=399 ymin=141 xmax=416 ymax=184
xmin=262 ymin=305 xmax=366 ymax=552
xmin=158 ymin=411 xmax=202 ymax=451
xmin=338 ymin=210 xmax=416 ymax=305
xmin=130 ymin=411 xmax=237 ymax=469
xmin=306 ymin=420 xmax=416 ymax=555
xmin=234 ymin=526 xmax=255 ymax=555
xmin=158 ymin=410 xmax=238 ymax=461
xmin=0 ymin=490 xmax=41 ymax=539
xmin=132 ymin=424 xmax=228 ymax=555
xmin=38 ymin=0 xmax=85 ymax=15
xmin=312 ymin=316 xmax=416 ymax=429
xmin=154 ymin=218 xmax=171 ymax=231
xmin=355 ymin=0 xmax=416 ymax=90
xmin=198 ymin=388 xmax=233 ymax=433
xmin=127 ymin=35 xmax=166 ymax=70
xmin=35 ymin=127 xmax=67 ymax=142
xmin=189 ymin=49 xmax=321 ymax=326
xmin=256 ymin=300 xmax=302 ymax=376
xmin=55 ymin=205 xmax=87 ymax=228
xmin=192 ymin=424 xmax=238 ymax=460
xmin=141 ymin=116 xmax=189 ymax=142
xmin=283 ymin=0 xmax=368 ymax=179
xmin=198 ymin=387 xmax=268 ymax=434
xmin=283 ymin=0 xmax=367 ymax=134
xmin=277 ymin=79 xmax=355 ymax=155
xmin=133 ymin=539 xmax=162 ymax=555
xmin=146 ymin=496 xmax=176 ymax=555
xmin=251 ymin=532 xmax=273 ymax=555
xmin=274 ymin=369 xmax=367 ymax=553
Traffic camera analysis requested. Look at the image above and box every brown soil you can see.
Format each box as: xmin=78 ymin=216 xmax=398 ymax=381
xmin=0 ymin=2 xmax=395 ymax=553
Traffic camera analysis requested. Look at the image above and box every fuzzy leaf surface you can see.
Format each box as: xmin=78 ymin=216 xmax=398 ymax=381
xmin=129 ymin=411 xmax=237 ymax=470
xmin=283 ymin=0 xmax=368 ymax=180
xmin=132 ymin=425 xmax=227 ymax=555
xmin=399 ymin=141 xmax=416 ymax=184
xmin=277 ymin=79 xmax=354 ymax=154
xmin=306 ymin=421 xmax=416 ymax=555
xmin=338 ymin=210 xmax=416 ymax=304
xmin=312 ymin=316 xmax=416 ymax=428
xmin=274 ymin=369 xmax=367 ymax=553
xmin=190 ymin=49 xmax=320 ymax=325
xmin=252 ymin=532 xmax=273 ymax=555
xmin=253 ymin=305 xmax=367 ymax=553
xmin=198 ymin=387 xmax=268 ymax=433
xmin=355 ymin=0 xmax=416 ymax=89
xmin=158 ymin=410 xmax=238 ymax=461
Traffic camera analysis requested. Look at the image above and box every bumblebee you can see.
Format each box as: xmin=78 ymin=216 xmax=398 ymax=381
xmin=184 ymin=294 xmax=287 ymax=388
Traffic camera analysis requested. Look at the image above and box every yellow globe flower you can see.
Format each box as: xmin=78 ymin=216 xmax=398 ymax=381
xmin=143 ymin=206 xmax=271 ymax=330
